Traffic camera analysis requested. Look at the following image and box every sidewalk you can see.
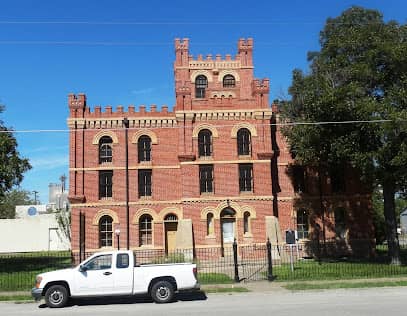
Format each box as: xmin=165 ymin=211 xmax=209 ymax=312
xmin=201 ymin=276 xmax=407 ymax=293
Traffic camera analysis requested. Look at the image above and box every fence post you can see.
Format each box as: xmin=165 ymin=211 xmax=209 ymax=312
xmin=267 ymin=238 xmax=274 ymax=281
xmin=233 ymin=238 xmax=240 ymax=282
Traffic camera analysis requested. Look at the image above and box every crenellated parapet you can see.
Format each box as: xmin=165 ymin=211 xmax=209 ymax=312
xmin=67 ymin=94 xmax=177 ymax=128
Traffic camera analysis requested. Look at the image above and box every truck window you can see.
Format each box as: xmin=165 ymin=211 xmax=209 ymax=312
xmin=85 ymin=254 xmax=112 ymax=270
xmin=116 ymin=253 xmax=129 ymax=269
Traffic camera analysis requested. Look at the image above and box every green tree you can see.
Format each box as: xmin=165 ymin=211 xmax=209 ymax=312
xmin=0 ymin=188 xmax=36 ymax=218
xmin=281 ymin=6 xmax=407 ymax=264
xmin=0 ymin=105 xmax=31 ymax=199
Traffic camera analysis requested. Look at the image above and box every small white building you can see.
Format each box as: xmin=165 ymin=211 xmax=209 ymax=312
xmin=401 ymin=209 xmax=407 ymax=235
xmin=0 ymin=204 xmax=70 ymax=253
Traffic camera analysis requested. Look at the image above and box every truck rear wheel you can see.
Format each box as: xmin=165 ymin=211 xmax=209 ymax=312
xmin=44 ymin=285 xmax=69 ymax=308
xmin=150 ymin=280 xmax=175 ymax=303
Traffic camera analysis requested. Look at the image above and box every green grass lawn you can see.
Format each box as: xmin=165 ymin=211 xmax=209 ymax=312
xmin=272 ymin=258 xmax=407 ymax=281
xmin=198 ymin=273 xmax=234 ymax=284
xmin=0 ymin=252 xmax=72 ymax=291
xmin=284 ymin=280 xmax=407 ymax=291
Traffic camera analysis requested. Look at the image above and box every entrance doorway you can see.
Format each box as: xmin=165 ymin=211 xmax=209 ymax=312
xmin=220 ymin=208 xmax=236 ymax=256
xmin=164 ymin=214 xmax=178 ymax=254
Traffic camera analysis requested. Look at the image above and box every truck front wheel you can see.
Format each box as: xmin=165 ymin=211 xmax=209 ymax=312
xmin=150 ymin=280 xmax=175 ymax=303
xmin=44 ymin=285 xmax=69 ymax=308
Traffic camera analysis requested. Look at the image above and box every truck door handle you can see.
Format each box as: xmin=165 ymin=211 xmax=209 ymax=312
xmin=103 ymin=272 xmax=112 ymax=276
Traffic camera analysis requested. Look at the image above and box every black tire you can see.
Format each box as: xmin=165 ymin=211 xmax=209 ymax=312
xmin=44 ymin=285 xmax=69 ymax=308
xmin=150 ymin=280 xmax=175 ymax=304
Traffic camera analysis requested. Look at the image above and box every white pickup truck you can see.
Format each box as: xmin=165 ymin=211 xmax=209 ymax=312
xmin=32 ymin=250 xmax=199 ymax=308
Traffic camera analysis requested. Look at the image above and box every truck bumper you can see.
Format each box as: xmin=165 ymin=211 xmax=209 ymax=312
xmin=31 ymin=288 xmax=43 ymax=301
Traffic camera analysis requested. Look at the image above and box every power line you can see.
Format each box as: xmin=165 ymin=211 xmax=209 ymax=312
xmin=1 ymin=119 xmax=404 ymax=134
xmin=0 ymin=20 xmax=400 ymax=25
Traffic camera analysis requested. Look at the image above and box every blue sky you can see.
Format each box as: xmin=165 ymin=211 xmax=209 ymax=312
xmin=0 ymin=0 xmax=406 ymax=203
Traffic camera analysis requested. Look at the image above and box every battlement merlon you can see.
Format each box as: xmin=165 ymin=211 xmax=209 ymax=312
xmin=175 ymin=38 xmax=190 ymax=67
xmin=238 ymin=38 xmax=254 ymax=67
xmin=68 ymin=93 xmax=86 ymax=109
xmin=68 ymin=93 xmax=87 ymax=118
xmin=252 ymin=78 xmax=270 ymax=94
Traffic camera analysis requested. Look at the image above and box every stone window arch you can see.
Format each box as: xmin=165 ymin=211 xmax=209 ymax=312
xmin=92 ymin=130 xmax=119 ymax=145
xmin=231 ymin=123 xmax=258 ymax=139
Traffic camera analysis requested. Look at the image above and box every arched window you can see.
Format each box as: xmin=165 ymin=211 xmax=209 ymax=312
xmin=164 ymin=213 xmax=178 ymax=222
xmin=195 ymin=75 xmax=208 ymax=98
xmin=139 ymin=214 xmax=153 ymax=246
xmin=296 ymin=209 xmax=309 ymax=239
xmin=243 ymin=211 xmax=251 ymax=234
xmin=223 ymin=75 xmax=236 ymax=88
xmin=198 ymin=129 xmax=213 ymax=157
xmin=207 ymin=213 xmax=214 ymax=236
xmin=99 ymin=136 xmax=113 ymax=163
xmin=138 ymin=135 xmax=152 ymax=162
xmin=334 ymin=207 xmax=346 ymax=239
xmin=237 ymin=128 xmax=251 ymax=156
xmin=99 ymin=215 xmax=113 ymax=247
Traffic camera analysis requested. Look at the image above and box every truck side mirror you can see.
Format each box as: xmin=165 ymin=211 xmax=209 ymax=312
xmin=79 ymin=265 xmax=88 ymax=272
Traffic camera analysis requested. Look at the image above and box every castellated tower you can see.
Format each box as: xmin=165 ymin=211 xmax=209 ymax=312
xmin=174 ymin=38 xmax=270 ymax=111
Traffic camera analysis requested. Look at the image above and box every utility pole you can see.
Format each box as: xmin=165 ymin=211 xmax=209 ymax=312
xmin=123 ymin=118 xmax=130 ymax=250
xmin=60 ymin=174 xmax=66 ymax=192
xmin=32 ymin=190 xmax=39 ymax=204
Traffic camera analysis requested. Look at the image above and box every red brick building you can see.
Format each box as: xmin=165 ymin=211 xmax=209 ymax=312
xmin=68 ymin=38 xmax=374 ymax=256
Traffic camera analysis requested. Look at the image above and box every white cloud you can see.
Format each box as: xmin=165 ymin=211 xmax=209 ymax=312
xmin=30 ymin=155 xmax=68 ymax=170
xmin=131 ymin=87 xmax=155 ymax=95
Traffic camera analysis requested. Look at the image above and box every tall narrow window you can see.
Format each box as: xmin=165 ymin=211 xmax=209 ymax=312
xmin=296 ymin=209 xmax=309 ymax=239
xmin=330 ymin=167 xmax=346 ymax=193
xmin=334 ymin=207 xmax=346 ymax=239
xmin=199 ymin=165 xmax=214 ymax=193
xmin=198 ymin=129 xmax=212 ymax=157
xmin=243 ymin=211 xmax=250 ymax=234
xmin=223 ymin=74 xmax=236 ymax=88
xmin=99 ymin=170 xmax=113 ymax=199
xmin=207 ymin=213 xmax=214 ymax=236
xmin=138 ymin=135 xmax=152 ymax=162
xmin=293 ymin=166 xmax=306 ymax=193
xmin=195 ymin=75 xmax=208 ymax=98
xmin=239 ymin=164 xmax=253 ymax=192
xmin=99 ymin=136 xmax=113 ymax=163
xmin=237 ymin=128 xmax=251 ymax=156
xmin=139 ymin=214 xmax=153 ymax=246
xmin=138 ymin=169 xmax=152 ymax=197
xmin=99 ymin=215 xmax=113 ymax=247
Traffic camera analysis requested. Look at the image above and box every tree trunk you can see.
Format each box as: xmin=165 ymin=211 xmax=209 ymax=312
xmin=382 ymin=179 xmax=401 ymax=265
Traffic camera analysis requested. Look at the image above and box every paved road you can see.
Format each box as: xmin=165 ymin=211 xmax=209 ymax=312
xmin=1 ymin=287 xmax=406 ymax=315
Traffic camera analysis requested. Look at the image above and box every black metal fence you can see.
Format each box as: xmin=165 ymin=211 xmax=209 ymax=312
xmin=2 ymin=239 xmax=407 ymax=291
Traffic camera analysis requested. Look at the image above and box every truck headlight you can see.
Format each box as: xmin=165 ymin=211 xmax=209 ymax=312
xmin=35 ymin=276 xmax=42 ymax=289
